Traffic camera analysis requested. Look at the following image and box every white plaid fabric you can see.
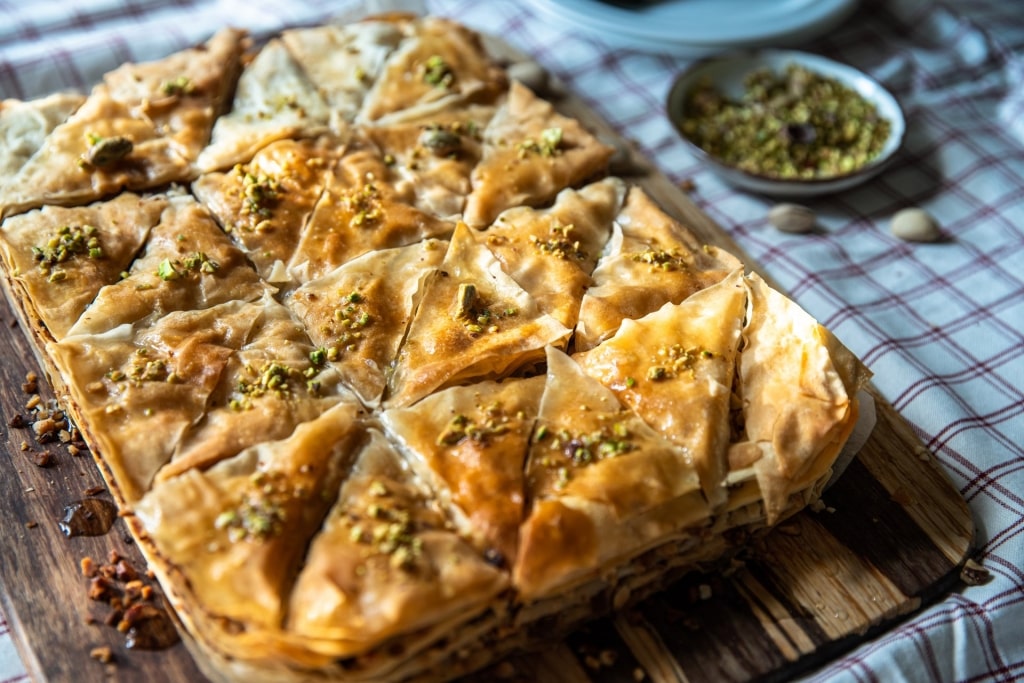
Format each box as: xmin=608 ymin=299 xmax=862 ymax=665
xmin=2 ymin=1 xmax=1022 ymax=681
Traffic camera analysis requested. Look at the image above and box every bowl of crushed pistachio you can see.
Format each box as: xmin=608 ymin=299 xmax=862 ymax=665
xmin=667 ymin=50 xmax=905 ymax=197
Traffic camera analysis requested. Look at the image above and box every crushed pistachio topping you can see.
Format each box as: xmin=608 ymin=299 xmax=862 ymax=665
xmin=450 ymin=282 xmax=516 ymax=336
xmin=534 ymin=417 xmax=635 ymax=469
xmin=230 ymin=361 xmax=320 ymax=410
xmin=419 ymin=125 xmax=463 ymax=156
xmin=529 ymin=222 xmax=586 ymax=260
xmin=32 ymin=224 xmax=103 ymax=280
xmin=436 ymin=401 xmax=520 ymax=447
xmin=106 ymin=347 xmax=178 ymax=386
xmin=646 ymin=344 xmax=712 ymax=382
xmin=346 ymin=485 xmax=424 ymax=572
xmin=81 ymin=133 xmax=133 ymax=167
xmin=422 ymin=55 xmax=454 ymax=89
xmin=681 ymin=64 xmax=892 ymax=179
xmin=630 ymin=247 xmax=691 ymax=271
xmin=156 ymin=252 xmax=219 ymax=281
xmin=214 ymin=471 xmax=290 ymax=542
xmin=517 ymin=127 xmax=563 ymax=158
xmin=238 ymin=168 xmax=282 ymax=218
xmin=160 ymin=75 xmax=194 ymax=96
xmin=342 ymin=181 xmax=383 ymax=227
xmin=317 ymin=290 xmax=372 ymax=360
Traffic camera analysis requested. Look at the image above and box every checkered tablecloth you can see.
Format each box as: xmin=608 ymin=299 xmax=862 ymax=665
xmin=2 ymin=0 xmax=1022 ymax=681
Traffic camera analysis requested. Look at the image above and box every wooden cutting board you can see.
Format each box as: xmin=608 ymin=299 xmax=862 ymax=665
xmin=0 ymin=51 xmax=973 ymax=683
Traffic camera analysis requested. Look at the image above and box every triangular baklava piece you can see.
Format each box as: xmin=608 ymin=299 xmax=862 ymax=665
xmin=361 ymin=103 xmax=496 ymax=219
xmin=0 ymin=192 xmax=167 ymax=339
xmin=727 ymin=273 xmax=871 ymax=523
xmin=477 ymin=177 xmax=624 ymax=329
xmin=69 ymin=193 xmax=270 ymax=336
xmin=387 ymin=223 xmax=569 ymax=408
xmin=515 ymin=347 xmax=710 ymax=600
xmin=463 ymin=82 xmax=613 ymax=228
xmin=134 ymin=401 xmax=364 ymax=634
xmin=282 ymin=18 xmax=406 ymax=131
xmin=382 ymin=375 xmax=544 ymax=567
xmin=192 ymin=136 xmax=341 ymax=283
xmin=0 ymin=92 xmax=85 ymax=181
xmin=0 ymin=28 xmax=245 ymax=217
xmin=288 ymin=141 xmax=453 ymax=283
xmin=357 ymin=17 xmax=507 ymax=125
xmin=287 ymin=429 xmax=508 ymax=657
xmin=196 ymin=39 xmax=333 ymax=172
xmin=101 ymin=27 xmax=245 ymax=164
xmin=51 ymin=300 xmax=262 ymax=502
xmin=574 ymin=269 xmax=747 ymax=507
xmin=288 ymin=239 xmax=447 ymax=406
xmin=575 ymin=186 xmax=741 ymax=350
xmin=0 ymin=93 xmax=191 ymax=217
xmin=158 ymin=294 xmax=354 ymax=480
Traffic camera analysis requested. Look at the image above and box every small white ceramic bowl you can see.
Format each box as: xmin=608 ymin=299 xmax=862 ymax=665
xmin=666 ymin=50 xmax=905 ymax=197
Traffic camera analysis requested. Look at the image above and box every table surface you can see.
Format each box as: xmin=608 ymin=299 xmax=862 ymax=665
xmin=1 ymin=1 xmax=1022 ymax=682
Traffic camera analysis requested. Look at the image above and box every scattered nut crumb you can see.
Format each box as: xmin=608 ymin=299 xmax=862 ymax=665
xmin=25 ymin=521 xmax=38 ymax=529
xmin=30 ymin=450 xmax=54 ymax=468
xmin=678 ymin=178 xmax=696 ymax=192
xmin=89 ymin=646 xmax=113 ymax=664
xmin=960 ymin=558 xmax=992 ymax=586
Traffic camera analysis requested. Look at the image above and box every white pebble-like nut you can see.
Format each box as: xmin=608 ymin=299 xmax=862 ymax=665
xmin=767 ymin=203 xmax=816 ymax=234
xmin=891 ymin=208 xmax=940 ymax=242
xmin=506 ymin=60 xmax=549 ymax=94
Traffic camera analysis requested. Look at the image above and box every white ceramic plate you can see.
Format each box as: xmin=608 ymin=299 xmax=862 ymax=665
xmin=520 ymin=0 xmax=859 ymax=56
xmin=666 ymin=49 xmax=906 ymax=197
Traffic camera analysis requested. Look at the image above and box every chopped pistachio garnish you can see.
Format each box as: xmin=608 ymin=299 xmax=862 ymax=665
xmin=214 ymin=471 xmax=289 ymax=542
xmin=529 ymin=222 xmax=586 ymax=260
xmin=436 ymin=401 xmax=519 ymax=447
xmin=422 ymin=54 xmax=454 ymax=88
xmin=682 ymin=64 xmax=892 ymax=180
xmin=321 ymin=290 xmax=373 ymax=358
xmin=455 ymin=283 xmax=477 ymax=319
xmin=156 ymin=258 xmax=179 ymax=281
xmin=630 ymin=247 xmax=690 ymax=272
xmin=156 ymin=252 xmax=218 ymax=282
xmin=517 ymin=127 xmax=563 ymax=158
xmin=32 ymin=224 xmax=103 ymax=279
xmin=419 ymin=125 xmax=463 ymax=156
xmin=646 ymin=344 xmax=711 ymax=382
xmin=230 ymin=361 xmax=320 ymax=410
xmin=534 ymin=418 xmax=635 ymax=467
xmin=82 ymin=134 xmax=133 ymax=167
xmin=105 ymin=349 xmax=175 ymax=387
xmin=182 ymin=251 xmax=220 ymax=274
xmin=160 ymin=75 xmax=195 ymax=96
xmin=450 ymin=282 xmax=515 ymax=336
xmin=239 ymin=168 xmax=282 ymax=218
xmin=341 ymin=183 xmax=382 ymax=227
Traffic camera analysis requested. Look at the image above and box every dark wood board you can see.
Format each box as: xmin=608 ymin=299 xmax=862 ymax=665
xmin=0 ymin=42 xmax=974 ymax=683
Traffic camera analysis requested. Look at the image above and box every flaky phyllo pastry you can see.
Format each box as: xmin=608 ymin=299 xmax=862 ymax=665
xmin=0 ymin=13 xmax=871 ymax=683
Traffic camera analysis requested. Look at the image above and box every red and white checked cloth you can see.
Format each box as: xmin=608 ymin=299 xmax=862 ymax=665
xmin=2 ymin=1 xmax=1022 ymax=681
